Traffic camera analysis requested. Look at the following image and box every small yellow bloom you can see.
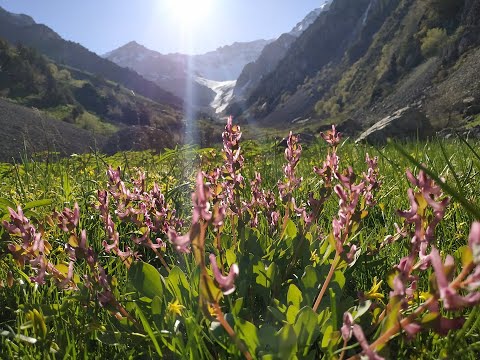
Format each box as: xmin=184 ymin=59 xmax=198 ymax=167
xmin=167 ymin=300 xmax=185 ymax=316
xmin=364 ymin=277 xmax=385 ymax=301
xmin=207 ymin=304 xmax=217 ymax=318
xmin=310 ymin=250 xmax=320 ymax=264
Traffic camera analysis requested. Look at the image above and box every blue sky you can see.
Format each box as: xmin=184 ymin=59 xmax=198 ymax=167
xmin=0 ymin=0 xmax=324 ymax=55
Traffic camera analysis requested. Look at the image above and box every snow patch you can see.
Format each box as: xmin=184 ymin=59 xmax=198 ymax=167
xmin=196 ymin=77 xmax=236 ymax=114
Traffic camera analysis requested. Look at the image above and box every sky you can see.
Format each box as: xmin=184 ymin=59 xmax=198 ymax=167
xmin=0 ymin=0 xmax=325 ymax=55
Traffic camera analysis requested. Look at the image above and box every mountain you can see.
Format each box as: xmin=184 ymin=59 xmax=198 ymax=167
xmin=236 ymin=0 xmax=480 ymax=134
xmin=0 ymin=35 xmax=185 ymax=158
xmin=0 ymin=6 xmax=182 ymax=109
xmin=104 ymin=41 xmax=215 ymax=108
xmin=104 ymin=39 xmax=271 ymax=112
xmin=230 ymin=1 xmax=332 ymax=106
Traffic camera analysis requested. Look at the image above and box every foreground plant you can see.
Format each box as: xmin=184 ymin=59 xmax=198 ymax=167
xmin=1 ymin=118 xmax=480 ymax=359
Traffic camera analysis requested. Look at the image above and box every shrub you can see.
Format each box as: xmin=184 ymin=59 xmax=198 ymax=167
xmin=421 ymin=28 xmax=448 ymax=57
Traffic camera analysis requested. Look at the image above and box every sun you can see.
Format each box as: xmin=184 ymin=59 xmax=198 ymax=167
xmin=166 ymin=0 xmax=214 ymax=29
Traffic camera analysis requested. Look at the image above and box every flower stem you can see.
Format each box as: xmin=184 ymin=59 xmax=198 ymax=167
xmin=213 ymin=302 xmax=252 ymax=360
xmin=313 ymin=252 xmax=340 ymax=312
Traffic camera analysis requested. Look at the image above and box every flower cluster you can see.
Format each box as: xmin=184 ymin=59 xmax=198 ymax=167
xmin=4 ymin=207 xmax=55 ymax=286
xmin=100 ymin=167 xmax=183 ymax=259
xmin=242 ymin=172 xmax=279 ymax=228
xmin=342 ymin=170 xmax=480 ymax=358
xmin=278 ymin=132 xmax=302 ymax=201
xmin=221 ymin=116 xmax=245 ymax=212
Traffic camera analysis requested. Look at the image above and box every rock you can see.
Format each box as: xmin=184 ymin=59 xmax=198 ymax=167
xmin=355 ymin=106 xmax=434 ymax=144
xmin=335 ymin=119 xmax=362 ymax=137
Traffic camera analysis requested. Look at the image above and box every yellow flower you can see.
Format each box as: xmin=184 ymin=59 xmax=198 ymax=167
xmin=364 ymin=277 xmax=385 ymax=302
xmin=207 ymin=303 xmax=217 ymax=318
xmin=167 ymin=300 xmax=185 ymax=316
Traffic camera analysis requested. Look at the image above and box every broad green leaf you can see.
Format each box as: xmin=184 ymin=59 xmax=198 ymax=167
xmin=226 ymin=248 xmax=237 ymax=267
xmin=321 ymin=325 xmax=333 ymax=348
xmin=128 ymin=261 xmax=163 ymax=299
xmin=301 ymin=266 xmax=320 ymax=289
xmin=151 ymin=296 xmax=162 ymax=316
xmin=285 ymin=219 xmax=298 ymax=239
xmin=457 ymin=245 xmax=473 ymax=267
xmin=276 ymin=324 xmax=298 ymax=358
xmin=286 ymin=305 xmax=300 ymax=324
xmin=354 ymin=300 xmax=372 ymax=320
xmin=200 ymin=272 xmax=222 ymax=303
xmin=231 ymin=297 xmax=244 ymax=316
xmin=235 ymin=318 xmax=259 ymax=354
xmin=294 ymin=307 xmax=320 ymax=356
xmin=333 ymin=270 xmax=346 ymax=289
xmin=287 ymin=284 xmax=303 ymax=308
xmin=23 ymin=199 xmax=53 ymax=211
xmin=167 ymin=266 xmax=191 ymax=302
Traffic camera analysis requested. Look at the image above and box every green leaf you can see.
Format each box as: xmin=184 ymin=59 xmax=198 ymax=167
xmin=235 ymin=318 xmax=260 ymax=354
xmin=458 ymin=245 xmax=474 ymax=267
xmin=287 ymin=284 xmax=303 ymax=308
xmin=286 ymin=305 xmax=300 ymax=324
xmin=354 ymin=300 xmax=372 ymax=320
xmin=151 ymin=296 xmax=162 ymax=316
xmin=23 ymin=199 xmax=53 ymax=211
xmin=294 ymin=307 xmax=320 ymax=356
xmin=0 ymin=197 xmax=15 ymax=213
xmin=276 ymin=324 xmax=298 ymax=358
xmin=333 ymin=270 xmax=346 ymax=289
xmin=321 ymin=325 xmax=333 ymax=348
xmin=231 ymin=297 xmax=244 ymax=317
xmin=128 ymin=261 xmax=164 ymax=299
xmin=301 ymin=266 xmax=320 ymax=289
xmin=200 ymin=272 xmax=223 ymax=303
xmin=285 ymin=219 xmax=298 ymax=239
xmin=167 ymin=266 xmax=191 ymax=302
xmin=135 ymin=304 xmax=163 ymax=357
xmin=226 ymin=248 xmax=237 ymax=267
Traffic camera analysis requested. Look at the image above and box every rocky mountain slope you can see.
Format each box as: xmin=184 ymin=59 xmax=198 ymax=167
xmin=0 ymin=98 xmax=102 ymax=162
xmin=232 ymin=1 xmax=332 ymax=103
xmin=0 ymin=6 xmax=182 ymax=109
xmin=236 ymin=0 xmax=480 ymax=135
xmin=0 ymin=26 xmax=185 ymax=159
xmin=104 ymin=39 xmax=271 ymax=110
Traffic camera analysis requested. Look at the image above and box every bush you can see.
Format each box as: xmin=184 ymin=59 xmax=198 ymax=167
xmin=421 ymin=28 xmax=448 ymax=57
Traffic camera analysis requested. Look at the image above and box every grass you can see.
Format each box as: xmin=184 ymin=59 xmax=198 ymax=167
xmin=1 ymin=136 xmax=480 ymax=359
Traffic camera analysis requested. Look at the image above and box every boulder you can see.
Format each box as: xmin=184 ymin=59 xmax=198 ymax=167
xmin=355 ymin=106 xmax=434 ymax=144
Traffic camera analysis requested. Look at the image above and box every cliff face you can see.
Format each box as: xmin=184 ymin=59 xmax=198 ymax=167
xmin=231 ymin=3 xmax=332 ymax=103
xmin=236 ymin=0 xmax=480 ymax=133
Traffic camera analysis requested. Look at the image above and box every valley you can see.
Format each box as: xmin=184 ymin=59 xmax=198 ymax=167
xmin=1 ymin=1 xmax=480 ymax=359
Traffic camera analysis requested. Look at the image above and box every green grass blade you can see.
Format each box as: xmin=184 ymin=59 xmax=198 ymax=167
xmin=135 ymin=304 xmax=163 ymax=357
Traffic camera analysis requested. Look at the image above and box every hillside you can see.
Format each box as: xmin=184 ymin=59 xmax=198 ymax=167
xmin=235 ymin=0 xmax=480 ymax=134
xmin=231 ymin=2 xmax=332 ymax=103
xmin=0 ymin=98 xmax=102 ymax=162
xmin=0 ymin=38 xmax=185 ymax=158
xmin=0 ymin=6 xmax=182 ymax=109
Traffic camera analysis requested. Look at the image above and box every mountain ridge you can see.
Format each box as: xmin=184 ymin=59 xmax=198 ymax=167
xmin=237 ymin=0 xmax=480 ymax=135
xmin=0 ymin=6 xmax=183 ymax=109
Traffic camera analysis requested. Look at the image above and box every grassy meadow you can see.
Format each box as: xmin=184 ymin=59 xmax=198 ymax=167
xmin=1 ymin=125 xmax=480 ymax=359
